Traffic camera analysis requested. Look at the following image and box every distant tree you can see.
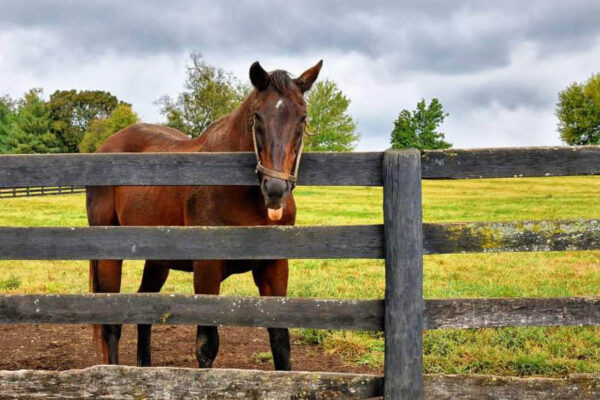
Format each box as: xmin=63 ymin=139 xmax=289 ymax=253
xmin=0 ymin=96 xmax=15 ymax=153
xmin=390 ymin=98 xmax=451 ymax=151
xmin=156 ymin=52 xmax=249 ymax=137
xmin=556 ymin=73 xmax=600 ymax=145
xmin=304 ymin=80 xmax=359 ymax=151
xmin=9 ymin=89 xmax=63 ymax=154
xmin=47 ymin=90 xmax=125 ymax=152
xmin=79 ymin=104 xmax=139 ymax=153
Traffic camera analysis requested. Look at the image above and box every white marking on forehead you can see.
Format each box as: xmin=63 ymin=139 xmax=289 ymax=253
xmin=275 ymin=99 xmax=283 ymax=109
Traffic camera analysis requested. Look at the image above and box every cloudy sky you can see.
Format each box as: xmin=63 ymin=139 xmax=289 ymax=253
xmin=1 ymin=1 xmax=600 ymax=150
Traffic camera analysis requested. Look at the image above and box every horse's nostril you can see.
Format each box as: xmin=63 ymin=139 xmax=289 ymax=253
xmin=264 ymin=178 xmax=287 ymax=198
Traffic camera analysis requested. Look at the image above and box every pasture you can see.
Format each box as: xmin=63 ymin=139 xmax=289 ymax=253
xmin=1 ymin=176 xmax=599 ymax=377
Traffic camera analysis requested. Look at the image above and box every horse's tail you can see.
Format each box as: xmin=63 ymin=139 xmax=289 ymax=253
xmin=89 ymin=260 xmax=108 ymax=363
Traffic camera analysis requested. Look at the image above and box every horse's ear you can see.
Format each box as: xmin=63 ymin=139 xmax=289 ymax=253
xmin=295 ymin=60 xmax=323 ymax=92
xmin=250 ymin=61 xmax=270 ymax=91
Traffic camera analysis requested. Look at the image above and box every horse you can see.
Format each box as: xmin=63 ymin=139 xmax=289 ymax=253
xmin=87 ymin=60 xmax=323 ymax=371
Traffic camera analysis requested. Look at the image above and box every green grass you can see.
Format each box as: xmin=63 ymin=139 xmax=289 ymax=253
xmin=0 ymin=176 xmax=599 ymax=376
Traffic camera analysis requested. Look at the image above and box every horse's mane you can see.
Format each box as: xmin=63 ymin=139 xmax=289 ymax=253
xmin=269 ymin=70 xmax=294 ymax=94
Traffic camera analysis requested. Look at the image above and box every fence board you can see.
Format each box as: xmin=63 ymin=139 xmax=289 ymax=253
xmin=424 ymin=219 xmax=600 ymax=254
xmin=0 ymin=367 xmax=598 ymax=400
xmin=0 ymin=225 xmax=384 ymax=260
xmin=0 ymin=294 xmax=383 ymax=330
xmin=421 ymin=146 xmax=600 ymax=179
xmin=0 ymin=366 xmax=384 ymax=400
xmin=1 ymin=295 xmax=598 ymax=330
xmin=0 ymin=219 xmax=598 ymax=260
xmin=0 ymin=152 xmax=383 ymax=187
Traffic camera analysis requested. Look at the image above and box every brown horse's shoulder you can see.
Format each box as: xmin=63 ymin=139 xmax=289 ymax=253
xmin=97 ymin=123 xmax=191 ymax=153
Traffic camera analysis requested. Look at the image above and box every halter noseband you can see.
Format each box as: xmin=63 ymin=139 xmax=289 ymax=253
xmin=251 ymin=119 xmax=304 ymax=185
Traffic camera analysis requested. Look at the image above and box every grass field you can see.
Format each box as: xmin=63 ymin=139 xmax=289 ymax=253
xmin=1 ymin=176 xmax=599 ymax=376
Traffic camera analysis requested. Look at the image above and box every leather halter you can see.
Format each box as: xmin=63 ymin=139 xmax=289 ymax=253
xmin=251 ymin=119 xmax=304 ymax=185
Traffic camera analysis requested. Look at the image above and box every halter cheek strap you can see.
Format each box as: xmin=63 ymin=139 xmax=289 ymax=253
xmin=252 ymin=121 xmax=304 ymax=185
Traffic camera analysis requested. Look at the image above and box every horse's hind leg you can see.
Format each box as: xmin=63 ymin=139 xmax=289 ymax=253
xmin=91 ymin=259 xmax=123 ymax=364
xmin=193 ymin=260 xmax=225 ymax=368
xmin=136 ymin=260 xmax=170 ymax=367
xmin=252 ymin=259 xmax=291 ymax=371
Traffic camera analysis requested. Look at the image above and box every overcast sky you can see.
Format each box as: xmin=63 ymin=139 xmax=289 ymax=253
xmin=2 ymin=1 xmax=600 ymax=150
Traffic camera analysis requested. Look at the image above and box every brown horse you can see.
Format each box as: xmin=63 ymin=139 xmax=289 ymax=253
xmin=87 ymin=60 xmax=323 ymax=370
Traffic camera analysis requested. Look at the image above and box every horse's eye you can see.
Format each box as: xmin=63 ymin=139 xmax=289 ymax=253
xmin=254 ymin=112 xmax=264 ymax=123
xmin=300 ymin=115 xmax=307 ymax=123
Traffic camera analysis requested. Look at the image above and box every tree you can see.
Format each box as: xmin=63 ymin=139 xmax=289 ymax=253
xmin=0 ymin=96 xmax=15 ymax=153
xmin=9 ymin=89 xmax=63 ymax=154
xmin=556 ymin=73 xmax=600 ymax=145
xmin=304 ymin=80 xmax=359 ymax=151
xmin=156 ymin=52 xmax=249 ymax=137
xmin=47 ymin=90 xmax=125 ymax=152
xmin=79 ymin=104 xmax=139 ymax=153
xmin=390 ymin=98 xmax=451 ymax=151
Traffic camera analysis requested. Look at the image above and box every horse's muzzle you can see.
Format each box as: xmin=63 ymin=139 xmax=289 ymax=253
xmin=261 ymin=177 xmax=291 ymax=220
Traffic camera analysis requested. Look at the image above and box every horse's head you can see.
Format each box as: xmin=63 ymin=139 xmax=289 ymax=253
xmin=249 ymin=60 xmax=323 ymax=221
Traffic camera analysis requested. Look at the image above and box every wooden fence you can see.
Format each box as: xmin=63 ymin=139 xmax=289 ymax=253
xmin=0 ymin=185 xmax=85 ymax=198
xmin=0 ymin=147 xmax=599 ymax=399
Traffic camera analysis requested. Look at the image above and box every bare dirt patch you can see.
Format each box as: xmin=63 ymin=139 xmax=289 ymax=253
xmin=0 ymin=324 xmax=381 ymax=374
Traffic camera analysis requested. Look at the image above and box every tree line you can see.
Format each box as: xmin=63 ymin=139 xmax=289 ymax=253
xmin=2 ymin=52 xmax=598 ymax=154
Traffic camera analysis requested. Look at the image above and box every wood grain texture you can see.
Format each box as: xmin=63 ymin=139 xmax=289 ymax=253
xmin=0 ymin=225 xmax=384 ymax=260
xmin=424 ymin=373 xmax=600 ymax=399
xmin=0 ymin=219 xmax=597 ymax=260
xmin=1 ymin=367 xmax=597 ymax=400
xmin=424 ymin=219 xmax=600 ymax=254
xmin=0 ymin=295 xmax=597 ymax=330
xmin=0 ymin=152 xmax=383 ymax=187
xmin=421 ymin=145 xmax=600 ymax=179
xmin=383 ymin=149 xmax=424 ymax=399
xmin=0 ymin=294 xmax=383 ymax=331
xmin=0 ymin=365 xmax=384 ymax=400
xmin=425 ymin=297 xmax=600 ymax=329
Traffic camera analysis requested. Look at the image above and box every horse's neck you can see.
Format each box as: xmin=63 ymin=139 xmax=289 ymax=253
xmin=189 ymin=96 xmax=254 ymax=153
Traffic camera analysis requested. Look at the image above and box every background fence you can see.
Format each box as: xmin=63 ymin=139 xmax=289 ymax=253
xmin=0 ymin=185 xmax=84 ymax=198
xmin=0 ymin=147 xmax=599 ymax=399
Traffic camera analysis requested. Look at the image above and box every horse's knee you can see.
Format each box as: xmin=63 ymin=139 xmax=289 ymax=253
xmin=268 ymin=327 xmax=291 ymax=371
xmin=196 ymin=326 xmax=219 ymax=368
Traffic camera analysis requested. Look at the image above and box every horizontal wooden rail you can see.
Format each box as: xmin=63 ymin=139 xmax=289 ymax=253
xmin=424 ymin=218 xmax=600 ymax=254
xmin=1 ymin=366 xmax=598 ymax=399
xmin=0 ymin=147 xmax=599 ymax=187
xmin=0 ymin=294 xmax=383 ymax=330
xmin=421 ymin=145 xmax=600 ymax=179
xmin=0 ymin=219 xmax=598 ymax=260
xmin=2 ymin=366 xmax=599 ymax=400
xmin=0 ymin=225 xmax=384 ymax=260
xmin=0 ymin=152 xmax=383 ymax=187
xmin=0 ymin=366 xmax=384 ymax=400
xmin=1 ymin=294 xmax=598 ymax=330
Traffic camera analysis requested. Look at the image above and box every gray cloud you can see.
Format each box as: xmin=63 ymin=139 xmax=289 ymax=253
xmin=1 ymin=1 xmax=599 ymax=149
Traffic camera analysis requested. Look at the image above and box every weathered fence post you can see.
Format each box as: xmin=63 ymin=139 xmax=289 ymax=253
xmin=383 ymin=149 xmax=423 ymax=399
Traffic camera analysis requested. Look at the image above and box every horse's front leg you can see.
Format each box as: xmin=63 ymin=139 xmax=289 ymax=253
xmin=252 ymin=259 xmax=291 ymax=371
xmin=193 ymin=260 xmax=225 ymax=368
xmin=136 ymin=260 xmax=170 ymax=367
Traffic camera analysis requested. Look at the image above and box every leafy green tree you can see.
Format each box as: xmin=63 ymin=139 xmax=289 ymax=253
xmin=0 ymin=96 xmax=15 ymax=153
xmin=79 ymin=104 xmax=139 ymax=153
xmin=304 ymin=80 xmax=359 ymax=151
xmin=48 ymin=90 xmax=125 ymax=152
xmin=156 ymin=52 xmax=249 ymax=137
xmin=9 ymin=89 xmax=63 ymax=154
xmin=390 ymin=98 xmax=451 ymax=151
xmin=556 ymin=73 xmax=600 ymax=145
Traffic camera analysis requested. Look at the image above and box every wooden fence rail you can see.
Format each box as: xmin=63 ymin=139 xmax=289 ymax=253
xmin=0 ymin=185 xmax=85 ymax=198
xmin=1 ymin=147 xmax=600 ymax=399
xmin=2 ymin=294 xmax=598 ymax=330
